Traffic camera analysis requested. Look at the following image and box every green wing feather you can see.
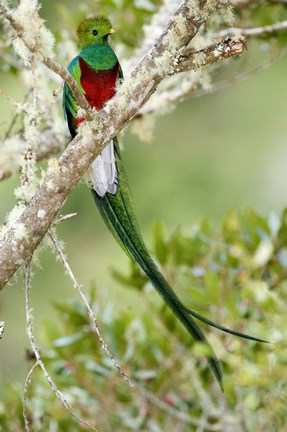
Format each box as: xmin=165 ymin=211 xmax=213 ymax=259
xmin=63 ymin=57 xmax=84 ymax=137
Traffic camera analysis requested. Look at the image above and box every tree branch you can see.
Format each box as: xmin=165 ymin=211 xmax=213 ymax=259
xmin=134 ymin=36 xmax=246 ymax=119
xmin=215 ymin=19 xmax=287 ymax=39
xmin=174 ymin=36 xmax=246 ymax=73
xmin=0 ymin=129 xmax=67 ymax=181
xmin=0 ymin=0 xmax=242 ymax=290
xmin=48 ymin=230 xmax=134 ymax=387
xmin=23 ymin=261 xmax=96 ymax=430
xmin=231 ymin=0 xmax=287 ymax=7
xmin=0 ymin=4 xmax=91 ymax=114
xmin=190 ymin=46 xmax=287 ymax=98
xmin=0 ymin=37 xmax=245 ymax=180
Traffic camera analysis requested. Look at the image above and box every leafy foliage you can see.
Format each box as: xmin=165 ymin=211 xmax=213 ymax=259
xmin=1 ymin=209 xmax=287 ymax=431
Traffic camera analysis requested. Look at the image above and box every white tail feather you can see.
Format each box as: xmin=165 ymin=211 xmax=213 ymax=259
xmin=90 ymin=141 xmax=118 ymax=197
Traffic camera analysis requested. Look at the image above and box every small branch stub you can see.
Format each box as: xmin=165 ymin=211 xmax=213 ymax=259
xmin=0 ymin=321 xmax=4 ymax=339
xmin=177 ymin=36 xmax=246 ymax=72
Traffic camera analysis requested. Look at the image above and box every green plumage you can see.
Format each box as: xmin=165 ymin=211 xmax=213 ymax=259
xmin=64 ymin=16 xmax=267 ymax=391
xmin=92 ymin=139 xmax=224 ymax=387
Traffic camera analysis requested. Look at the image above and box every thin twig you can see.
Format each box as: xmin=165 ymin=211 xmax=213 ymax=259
xmin=48 ymin=230 xmax=134 ymax=388
xmin=19 ymin=62 xmax=38 ymax=200
xmin=0 ymin=87 xmax=21 ymax=110
xmin=0 ymin=4 xmax=91 ymax=114
xmin=215 ymin=20 xmax=287 ymax=39
xmin=53 ymin=213 xmax=78 ymax=225
xmin=31 ymin=57 xmax=38 ymax=111
xmin=191 ymin=47 xmax=287 ymax=98
xmin=3 ymin=89 xmax=32 ymax=141
xmin=231 ymin=0 xmax=287 ymax=7
xmin=23 ymin=261 xmax=97 ymax=431
xmin=23 ymin=361 xmax=39 ymax=432
xmin=44 ymin=86 xmax=62 ymax=115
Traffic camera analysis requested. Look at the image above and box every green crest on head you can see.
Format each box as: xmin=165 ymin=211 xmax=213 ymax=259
xmin=77 ymin=16 xmax=114 ymax=48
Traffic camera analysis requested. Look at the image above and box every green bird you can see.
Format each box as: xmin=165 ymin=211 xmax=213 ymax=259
xmin=63 ymin=16 xmax=266 ymax=389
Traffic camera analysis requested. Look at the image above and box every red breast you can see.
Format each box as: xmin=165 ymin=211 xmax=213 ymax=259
xmin=75 ymin=58 xmax=119 ymax=128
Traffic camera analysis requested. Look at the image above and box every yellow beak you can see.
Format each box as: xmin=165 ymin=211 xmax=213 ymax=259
xmin=109 ymin=28 xmax=116 ymax=34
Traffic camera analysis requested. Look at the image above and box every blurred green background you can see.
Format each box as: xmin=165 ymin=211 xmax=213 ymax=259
xmin=1 ymin=0 xmax=287 ymax=395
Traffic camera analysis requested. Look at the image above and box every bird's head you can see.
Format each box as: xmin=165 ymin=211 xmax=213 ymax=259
xmin=77 ymin=16 xmax=115 ymax=48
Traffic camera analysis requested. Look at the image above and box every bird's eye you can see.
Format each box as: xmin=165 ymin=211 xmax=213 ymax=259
xmin=92 ymin=29 xmax=98 ymax=36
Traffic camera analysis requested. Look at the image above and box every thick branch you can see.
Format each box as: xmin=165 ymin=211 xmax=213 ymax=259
xmin=0 ymin=0 xmax=234 ymax=290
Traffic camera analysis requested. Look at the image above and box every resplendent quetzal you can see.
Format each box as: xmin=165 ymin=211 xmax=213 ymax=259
xmin=63 ymin=16 xmax=266 ymax=389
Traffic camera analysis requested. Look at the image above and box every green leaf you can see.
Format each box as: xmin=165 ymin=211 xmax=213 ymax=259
xmin=53 ymin=332 xmax=85 ymax=347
